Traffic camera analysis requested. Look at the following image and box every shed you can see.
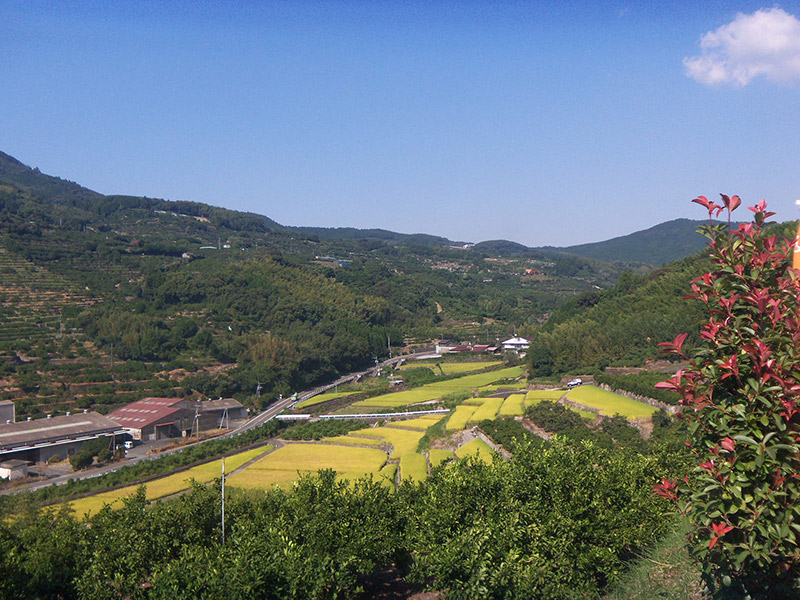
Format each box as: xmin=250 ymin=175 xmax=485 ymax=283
xmin=0 ymin=400 xmax=14 ymax=424
xmin=199 ymin=398 xmax=247 ymax=428
xmin=0 ymin=459 xmax=29 ymax=480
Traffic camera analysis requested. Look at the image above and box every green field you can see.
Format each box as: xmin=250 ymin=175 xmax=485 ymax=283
xmin=480 ymin=382 xmax=527 ymax=392
xmin=320 ymin=435 xmax=384 ymax=447
xmin=566 ymin=385 xmax=656 ymax=419
xmin=469 ymin=397 xmax=504 ymax=423
xmin=226 ymin=444 xmax=387 ymax=490
xmin=352 ymin=366 xmax=524 ymax=409
xmin=65 ymin=446 xmax=269 ymax=517
xmin=462 ymin=397 xmax=485 ymax=405
xmin=428 ymin=448 xmax=454 ymax=468
xmin=499 ymin=394 xmax=526 ymax=416
xmin=446 ymin=405 xmax=478 ymax=431
xmin=378 ymin=463 xmax=398 ymax=489
xmin=400 ymin=452 xmax=428 ymax=483
xmin=385 ymin=414 xmax=447 ymax=431
xmin=455 ymin=438 xmax=496 ymax=463
xmin=437 ymin=361 xmax=502 ymax=374
xmin=524 ymin=389 xmax=565 ymax=405
xmin=349 ymin=426 xmax=425 ymax=459
xmin=295 ymin=391 xmax=358 ymax=409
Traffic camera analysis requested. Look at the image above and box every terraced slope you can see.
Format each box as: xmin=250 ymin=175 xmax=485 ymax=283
xmin=0 ymin=247 xmax=95 ymax=343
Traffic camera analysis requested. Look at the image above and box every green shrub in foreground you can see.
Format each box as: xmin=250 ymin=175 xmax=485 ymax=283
xmin=402 ymin=438 xmax=671 ymax=599
xmin=657 ymin=197 xmax=800 ymax=598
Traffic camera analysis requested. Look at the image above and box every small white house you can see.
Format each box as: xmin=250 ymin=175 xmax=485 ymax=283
xmin=501 ymin=336 xmax=530 ymax=352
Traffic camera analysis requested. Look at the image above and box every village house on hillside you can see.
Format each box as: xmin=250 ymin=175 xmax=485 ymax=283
xmin=501 ymin=336 xmax=530 ymax=352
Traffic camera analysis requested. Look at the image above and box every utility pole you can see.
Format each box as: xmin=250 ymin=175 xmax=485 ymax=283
xmin=221 ymin=457 xmax=226 ymax=544
xmin=191 ymin=402 xmax=200 ymax=438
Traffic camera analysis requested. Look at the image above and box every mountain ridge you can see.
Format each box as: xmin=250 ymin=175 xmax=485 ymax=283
xmin=0 ymin=149 xmax=710 ymax=264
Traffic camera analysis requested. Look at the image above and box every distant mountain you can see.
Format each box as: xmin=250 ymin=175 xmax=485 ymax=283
xmin=0 ymin=151 xmax=285 ymax=235
xmin=555 ymin=219 xmax=722 ymax=265
xmin=0 ymin=150 xmax=719 ymax=263
xmin=471 ymin=239 xmax=533 ymax=255
xmin=469 ymin=221 xmax=724 ymax=266
xmin=0 ymin=151 xmax=102 ymax=202
xmin=288 ymin=225 xmax=456 ymax=246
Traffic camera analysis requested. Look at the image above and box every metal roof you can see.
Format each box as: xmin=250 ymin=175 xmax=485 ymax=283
xmin=200 ymin=398 xmax=244 ymax=412
xmin=0 ymin=412 xmax=120 ymax=450
xmin=106 ymin=397 xmax=188 ymax=429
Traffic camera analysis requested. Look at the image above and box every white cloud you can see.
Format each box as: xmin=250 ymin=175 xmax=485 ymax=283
xmin=684 ymin=7 xmax=800 ymax=87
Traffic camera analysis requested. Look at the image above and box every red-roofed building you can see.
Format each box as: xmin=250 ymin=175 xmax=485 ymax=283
xmin=107 ymin=397 xmax=194 ymax=441
xmin=107 ymin=397 xmax=248 ymax=441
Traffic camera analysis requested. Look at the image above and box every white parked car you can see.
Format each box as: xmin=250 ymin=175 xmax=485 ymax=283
xmin=567 ymin=378 xmax=583 ymax=389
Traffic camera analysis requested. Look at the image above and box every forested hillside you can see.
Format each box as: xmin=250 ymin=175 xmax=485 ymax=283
xmin=559 ymin=218 xmax=723 ymax=265
xmin=0 ymin=151 xmax=641 ymax=418
xmin=527 ymin=220 xmax=797 ymax=375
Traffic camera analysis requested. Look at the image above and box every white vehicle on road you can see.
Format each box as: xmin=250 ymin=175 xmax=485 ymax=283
xmin=566 ymin=378 xmax=583 ymax=389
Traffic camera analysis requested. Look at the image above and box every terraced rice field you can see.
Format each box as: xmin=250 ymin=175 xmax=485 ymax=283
xmin=352 ymin=366 xmax=524 ymax=409
xmin=320 ymin=435 xmax=384 ymax=447
xmin=378 ymin=463 xmax=398 ymax=489
xmin=428 ymin=448 xmax=454 ymax=468
xmin=385 ymin=414 xmax=446 ymax=431
xmin=400 ymin=452 xmax=428 ymax=483
xmin=295 ymin=391 xmax=358 ymax=409
xmin=480 ymin=382 xmax=527 ymax=392
xmin=462 ymin=397 xmax=486 ymax=406
xmin=469 ymin=397 xmax=504 ymax=423
xmin=436 ymin=361 xmax=502 ymax=374
xmin=347 ymin=426 xmax=425 ymax=459
xmin=524 ymin=389 xmax=565 ymax=407
xmin=455 ymin=438 xmax=496 ymax=463
xmin=397 ymin=361 xmax=500 ymax=374
xmin=64 ymin=446 xmax=269 ymax=517
xmin=499 ymin=394 xmax=526 ymax=416
xmin=446 ymin=405 xmax=478 ymax=431
xmin=566 ymin=385 xmax=656 ymax=419
xmin=226 ymin=444 xmax=387 ymax=491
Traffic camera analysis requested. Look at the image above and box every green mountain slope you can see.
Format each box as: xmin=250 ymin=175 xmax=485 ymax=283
xmin=558 ymin=218 xmax=719 ymax=265
xmin=0 ymin=149 xmax=631 ymax=419
xmin=529 ymin=220 xmax=797 ymax=373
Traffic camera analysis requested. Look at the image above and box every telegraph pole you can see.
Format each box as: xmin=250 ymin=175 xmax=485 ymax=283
xmin=221 ymin=457 xmax=226 ymax=544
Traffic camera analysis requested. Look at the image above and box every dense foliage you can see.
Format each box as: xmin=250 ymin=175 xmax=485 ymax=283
xmin=477 ymin=416 xmax=543 ymax=451
xmin=0 ymin=437 xmax=673 ymax=600
xmin=595 ymin=370 xmax=681 ymax=405
xmin=527 ymin=259 xmax=709 ymax=373
xmin=401 ymin=439 xmax=672 ymax=599
xmin=656 ymin=197 xmax=800 ymax=597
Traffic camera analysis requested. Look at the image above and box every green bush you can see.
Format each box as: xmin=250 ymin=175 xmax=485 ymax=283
xmin=402 ymin=438 xmax=671 ymax=599
xmin=595 ymin=371 xmax=680 ymax=405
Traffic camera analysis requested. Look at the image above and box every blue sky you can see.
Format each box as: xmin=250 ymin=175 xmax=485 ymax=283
xmin=2 ymin=1 xmax=800 ymax=246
